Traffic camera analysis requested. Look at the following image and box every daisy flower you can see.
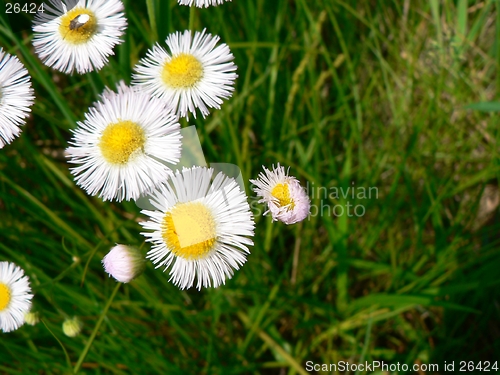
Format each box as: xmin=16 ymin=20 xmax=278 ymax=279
xmin=178 ymin=0 xmax=232 ymax=7
xmin=133 ymin=29 xmax=237 ymax=119
xmin=0 ymin=262 xmax=33 ymax=333
xmin=0 ymin=49 xmax=35 ymax=148
xmin=140 ymin=167 xmax=254 ymax=290
xmin=32 ymin=0 xmax=127 ymax=74
xmin=66 ymin=83 xmax=182 ymax=202
xmin=250 ymin=164 xmax=310 ymax=224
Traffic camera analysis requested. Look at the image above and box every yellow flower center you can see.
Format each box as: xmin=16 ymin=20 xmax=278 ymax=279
xmin=0 ymin=283 xmax=11 ymax=312
xmin=161 ymin=202 xmax=217 ymax=260
xmin=59 ymin=8 xmax=98 ymax=45
xmin=162 ymin=53 xmax=204 ymax=89
xmin=271 ymin=183 xmax=295 ymax=210
xmin=99 ymin=120 xmax=146 ymax=165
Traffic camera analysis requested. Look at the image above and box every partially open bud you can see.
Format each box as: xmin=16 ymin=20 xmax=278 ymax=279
xmin=62 ymin=316 xmax=82 ymax=337
xmin=102 ymin=244 xmax=146 ymax=283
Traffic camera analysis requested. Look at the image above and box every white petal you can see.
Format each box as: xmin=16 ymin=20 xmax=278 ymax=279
xmin=0 ymin=49 xmax=35 ymax=148
xmin=0 ymin=262 xmax=33 ymax=333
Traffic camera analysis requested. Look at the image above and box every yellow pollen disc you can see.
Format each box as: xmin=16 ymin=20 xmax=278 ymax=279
xmin=161 ymin=202 xmax=217 ymax=260
xmin=271 ymin=183 xmax=295 ymax=210
xmin=0 ymin=283 xmax=12 ymax=312
xmin=59 ymin=8 xmax=97 ymax=44
xmin=99 ymin=120 xmax=146 ymax=165
xmin=162 ymin=53 xmax=204 ymax=89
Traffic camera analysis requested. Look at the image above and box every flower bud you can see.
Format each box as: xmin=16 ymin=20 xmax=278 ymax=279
xmin=102 ymin=244 xmax=145 ymax=283
xmin=24 ymin=311 xmax=40 ymax=326
xmin=62 ymin=316 xmax=82 ymax=337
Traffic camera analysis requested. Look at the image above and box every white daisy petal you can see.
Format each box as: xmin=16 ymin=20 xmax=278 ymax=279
xmin=140 ymin=166 xmax=255 ymax=290
xmin=32 ymin=0 xmax=127 ymax=74
xmin=0 ymin=262 xmax=33 ymax=333
xmin=66 ymin=83 xmax=182 ymax=202
xmin=0 ymin=49 xmax=35 ymax=148
xmin=250 ymin=164 xmax=311 ymax=224
xmin=132 ymin=29 xmax=237 ymax=119
xmin=178 ymin=0 xmax=232 ymax=7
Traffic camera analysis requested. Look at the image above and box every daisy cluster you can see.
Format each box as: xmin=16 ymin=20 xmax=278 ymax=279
xmin=0 ymin=0 xmax=310 ymax=333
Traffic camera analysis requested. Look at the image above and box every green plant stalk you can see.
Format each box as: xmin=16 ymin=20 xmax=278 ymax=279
xmin=41 ymin=319 xmax=72 ymax=371
xmin=146 ymin=0 xmax=158 ymax=42
xmin=237 ymin=312 xmax=308 ymax=375
xmin=188 ymin=5 xmax=196 ymax=31
xmin=73 ymin=283 xmax=121 ymax=374
xmin=0 ymin=172 xmax=92 ymax=249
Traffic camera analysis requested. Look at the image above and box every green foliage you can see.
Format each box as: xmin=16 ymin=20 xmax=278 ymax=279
xmin=1 ymin=0 xmax=500 ymax=373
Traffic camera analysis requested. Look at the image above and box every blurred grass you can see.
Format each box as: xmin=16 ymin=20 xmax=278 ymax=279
xmin=1 ymin=0 xmax=500 ymax=374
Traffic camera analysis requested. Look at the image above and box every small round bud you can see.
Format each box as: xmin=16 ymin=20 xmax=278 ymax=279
xmin=24 ymin=311 xmax=40 ymax=326
xmin=102 ymin=244 xmax=146 ymax=283
xmin=62 ymin=316 xmax=82 ymax=337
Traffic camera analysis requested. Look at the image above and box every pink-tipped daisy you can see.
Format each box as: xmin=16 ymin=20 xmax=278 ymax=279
xmin=250 ymin=164 xmax=311 ymax=224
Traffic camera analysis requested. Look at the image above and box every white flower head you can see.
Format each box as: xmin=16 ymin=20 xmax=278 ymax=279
xmin=250 ymin=164 xmax=311 ymax=224
xmin=140 ymin=167 xmax=255 ymax=290
xmin=0 ymin=49 xmax=35 ymax=149
xmin=178 ymin=0 xmax=232 ymax=7
xmin=133 ymin=29 xmax=237 ymax=119
xmin=66 ymin=83 xmax=182 ymax=202
xmin=0 ymin=262 xmax=33 ymax=333
xmin=32 ymin=0 xmax=127 ymax=74
xmin=102 ymin=244 xmax=146 ymax=283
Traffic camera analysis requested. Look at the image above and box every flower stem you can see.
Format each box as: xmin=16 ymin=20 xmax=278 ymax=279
xmin=41 ymin=319 xmax=72 ymax=371
xmin=73 ymin=283 xmax=121 ymax=374
xmin=188 ymin=5 xmax=196 ymax=31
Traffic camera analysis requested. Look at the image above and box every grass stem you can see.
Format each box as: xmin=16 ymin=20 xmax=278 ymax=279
xmin=73 ymin=283 xmax=121 ymax=375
